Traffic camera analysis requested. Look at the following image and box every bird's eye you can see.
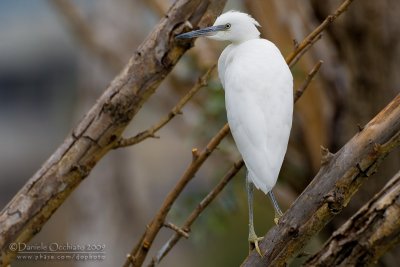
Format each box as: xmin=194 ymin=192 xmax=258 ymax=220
xmin=225 ymin=23 xmax=231 ymax=29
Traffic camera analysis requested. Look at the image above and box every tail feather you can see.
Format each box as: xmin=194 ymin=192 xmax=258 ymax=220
xmin=248 ymin=170 xmax=273 ymax=194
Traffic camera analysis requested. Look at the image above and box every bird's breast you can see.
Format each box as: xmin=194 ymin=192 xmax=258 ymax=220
xmin=219 ymin=39 xmax=293 ymax=193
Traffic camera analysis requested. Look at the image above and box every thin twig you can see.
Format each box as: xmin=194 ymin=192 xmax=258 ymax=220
xmin=163 ymin=222 xmax=189 ymax=239
xmin=115 ymin=66 xmax=215 ymax=148
xmin=294 ymin=60 xmax=323 ymax=102
xmin=149 ymin=159 xmax=244 ymax=266
xmin=123 ymin=124 xmax=231 ymax=267
xmin=51 ymin=0 xmax=123 ymax=71
xmin=285 ymin=0 xmax=355 ymax=65
xmin=288 ymin=34 xmax=323 ymax=68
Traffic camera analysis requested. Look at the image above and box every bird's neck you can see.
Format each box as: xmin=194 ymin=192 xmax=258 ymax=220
xmin=231 ymin=36 xmax=260 ymax=45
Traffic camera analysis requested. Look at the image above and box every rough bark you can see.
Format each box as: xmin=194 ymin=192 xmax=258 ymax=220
xmin=0 ymin=1 xmax=226 ymax=265
xmin=310 ymin=2 xmax=400 ymax=264
xmin=305 ymin=170 xmax=400 ymax=266
xmin=241 ymin=94 xmax=400 ymax=266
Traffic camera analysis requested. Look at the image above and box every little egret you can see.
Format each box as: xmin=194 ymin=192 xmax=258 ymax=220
xmin=177 ymin=11 xmax=293 ymax=255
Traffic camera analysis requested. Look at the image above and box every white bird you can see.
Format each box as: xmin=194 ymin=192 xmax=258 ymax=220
xmin=177 ymin=11 xmax=293 ymax=255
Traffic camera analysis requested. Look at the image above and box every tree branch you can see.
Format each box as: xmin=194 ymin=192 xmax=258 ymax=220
xmin=0 ymin=1 xmax=226 ymax=266
xmin=241 ymin=94 xmax=400 ymax=266
xmin=114 ymin=65 xmax=215 ymax=148
xmin=149 ymin=159 xmax=245 ymax=266
xmin=294 ymin=60 xmax=323 ymax=102
xmin=285 ymin=0 xmax=355 ymax=66
xmin=162 ymin=222 xmax=189 ymax=239
xmin=123 ymin=123 xmax=231 ymax=267
xmin=305 ymin=170 xmax=400 ymax=266
xmin=288 ymin=34 xmax=322 ymax=68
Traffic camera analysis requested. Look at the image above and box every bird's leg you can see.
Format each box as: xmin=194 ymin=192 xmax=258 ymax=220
xmin=246 ymin=175 xmax=263 ymax=256
xmin=268 ymin=190 xmax=283 ymax=225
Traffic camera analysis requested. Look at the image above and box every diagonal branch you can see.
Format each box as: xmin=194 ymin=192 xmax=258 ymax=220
xmin=294 ymin=60 xmax=323 ymax=102
xmin=288 ymin=34 xmax=323 ymax=68
xmin=0 ymin=1 xmax=226 ymax=266
xmin=285 ymin=0 xmax=355 ymax=65
xmin=241 ymin=94 xmax=400 ymax=266
xmin=305 ymin=170 xmax=400 ymax=266
xmin=162 ymin=222 xmax=189 ymax=239
xmin=148 ymin=159 xmax=245 ymax=266
xmin=114 ymin=65 xmax=216 ymax=148
xmin=123 ymin=124 xmax=231 ymax=267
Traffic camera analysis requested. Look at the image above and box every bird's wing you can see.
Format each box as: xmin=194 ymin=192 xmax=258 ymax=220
xmin=223 ymin=40 xmax=293 ymax=193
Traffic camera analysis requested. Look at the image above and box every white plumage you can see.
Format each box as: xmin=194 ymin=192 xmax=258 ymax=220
xmin=176 ymin=10 xmax=293 ymax=254
xmin=211 ymin=11 xmax=293 ymax=194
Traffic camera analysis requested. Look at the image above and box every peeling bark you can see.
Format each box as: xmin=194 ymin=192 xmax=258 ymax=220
xmin=305 ymin=170 xmax=400 ymax=266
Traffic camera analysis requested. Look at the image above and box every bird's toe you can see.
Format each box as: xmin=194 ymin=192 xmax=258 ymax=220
xmin=248 ymin=235 xmax=264 ymax=257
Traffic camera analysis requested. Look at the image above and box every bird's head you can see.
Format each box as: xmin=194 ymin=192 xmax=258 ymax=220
xmin=176 ymin=11 xmax=261 ymax=44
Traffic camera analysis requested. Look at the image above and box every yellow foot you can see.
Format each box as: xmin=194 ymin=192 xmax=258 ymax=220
xmin=249 ymin=234 xmax=264 ymax=256
xmin=274 ymin=213 xmax=282 ymax=225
